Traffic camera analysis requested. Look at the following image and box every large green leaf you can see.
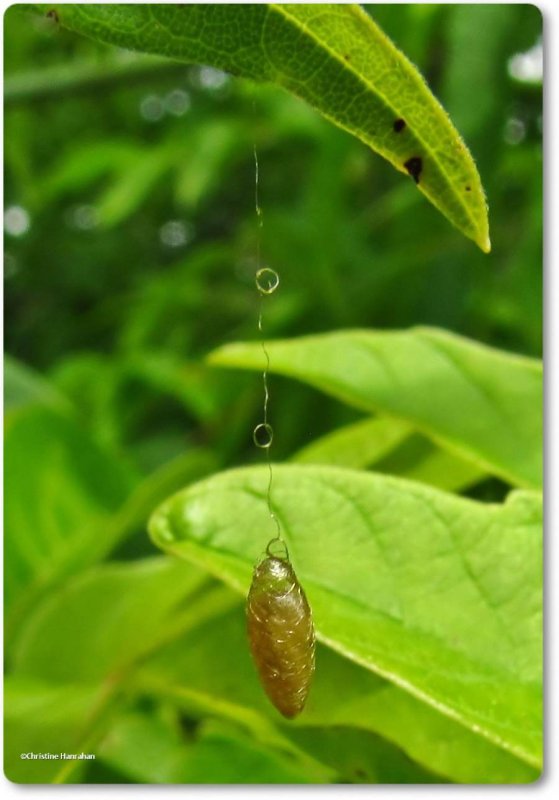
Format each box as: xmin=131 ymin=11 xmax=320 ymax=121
xmin=149 ymin=464 xmax=542 ymax=771
xmin=209 ymin=327 xmax=542 ymax=489
xmin=141 ymin=602 xmax=536 ymax=783
xmin=34 ymin=3 xmax=489 ymax=250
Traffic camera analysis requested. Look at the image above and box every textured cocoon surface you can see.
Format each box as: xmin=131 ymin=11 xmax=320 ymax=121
xmin=246 ymin=556 xmax=315 ymax=718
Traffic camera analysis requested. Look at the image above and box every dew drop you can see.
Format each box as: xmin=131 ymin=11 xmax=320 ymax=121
xmin=255 ymin=267 xmax=279 ymax=295
xmin=253 ymin=423 xmax=273 ymax=448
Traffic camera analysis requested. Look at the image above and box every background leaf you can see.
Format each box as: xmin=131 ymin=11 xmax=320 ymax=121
xmin=210 ymin=326 xmax=542 ymax=488
xmin=4 ymin=407 xmax=136 ymax=638
xmin=4 ymin=558 xmax=236 ymax=783
xmin=34 ymin=2 xmax=489 ymax=249
xmin=10 ymin=557 xmax=226 ymax=683
xmin=292 ymin=415 xmax=486 ymax=491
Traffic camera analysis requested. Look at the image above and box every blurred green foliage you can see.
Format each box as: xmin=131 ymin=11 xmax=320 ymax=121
xmin=4 ymin=3 xmax=542 ymax=784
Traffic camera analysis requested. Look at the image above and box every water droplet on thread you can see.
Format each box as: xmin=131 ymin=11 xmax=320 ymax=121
xmin=253 ymin=423 xmax=273 ymax=448
xmin=255 ymin=267 xmax=279 ymax=295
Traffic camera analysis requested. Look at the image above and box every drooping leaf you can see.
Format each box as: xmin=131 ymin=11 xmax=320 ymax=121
xmin=33 ymin=3 xmax=490 ymax=249
xmin=149 ymin=464 xmax=542 ymax=771
xmin=209 ymin=326 xmax=542 ymax=489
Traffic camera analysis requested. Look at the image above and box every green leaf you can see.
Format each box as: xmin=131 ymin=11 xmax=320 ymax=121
xmin=293 ymin=416 xmax=412 ymax=469
xmin=209 ymin=326 xmax=542 ymax=489
xmin=149 ymin=464 xmax=542 ymax=771
xmin=36 ymin=3 xmax=489 ymax=249
xmin=11 ymin=557 xmax=226 ymax=683
xmin=292 ymin=415 xmax=486 ymax=492
xmin=4 ymin=407 xmax=136 ymax=639
xmin=7 ymin=558 xmax=239 ymax=784
xmin=372 ymin=432 xmax=487 ymax=492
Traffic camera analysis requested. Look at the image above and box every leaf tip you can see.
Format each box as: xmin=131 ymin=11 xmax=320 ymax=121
xmin=479 ymin=233 xmax=492 ymax=254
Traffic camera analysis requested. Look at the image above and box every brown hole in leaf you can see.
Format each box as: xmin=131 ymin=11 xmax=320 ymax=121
xmin=404 ymin=156 xmax=423 ymax=184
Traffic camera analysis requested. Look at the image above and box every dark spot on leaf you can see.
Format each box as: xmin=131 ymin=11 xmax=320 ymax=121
xmin=404 ymin=156 xmax=423 ymax=184
xmin=465 ymin=185 xmax=471 ymax=192
xmin=354 ymin=768 xmax=367 ymax=778
xmin=393 ymin=118 xmax=406 ymax=133
xmin=46 ymin=9 xmax=59 ymax=23
xmin=344 ymin=54 xmax=351 ymax=61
